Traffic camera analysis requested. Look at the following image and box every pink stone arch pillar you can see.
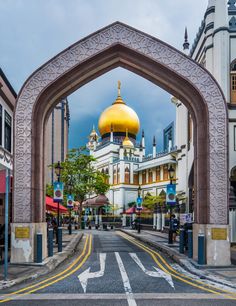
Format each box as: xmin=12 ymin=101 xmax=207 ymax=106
xmin=12 ymin=22 xmax=229 ymax=265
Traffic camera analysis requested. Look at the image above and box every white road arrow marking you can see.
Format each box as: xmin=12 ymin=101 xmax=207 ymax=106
xmin=129 ymin=253 xmax=175 ymax=289
xmin=78 ymin=253 xmax=106 ymax=293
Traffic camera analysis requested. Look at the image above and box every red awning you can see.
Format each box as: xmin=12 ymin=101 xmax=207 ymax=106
xmin=46 ymin=196 xmax=68 ymax=213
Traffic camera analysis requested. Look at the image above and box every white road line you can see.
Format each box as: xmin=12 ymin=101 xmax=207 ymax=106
xmin=78 ymin=253 xmax=106 ymax=293
xmin=0 ymin=293 xmax=226 ymax=300
xmin=115 ymin=252 xmax=137 ymax=306
xmin=129 ymin=253 xmax=174 ymax=288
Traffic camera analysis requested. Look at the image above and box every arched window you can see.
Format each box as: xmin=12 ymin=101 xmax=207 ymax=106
xmin=117 ymin=166 xmax=120 ymax=184
xmin=125 ymin=166 xmax=130 ymax=184
xmin=230 ymin=60 xmax=236 ymax=104
xmin=156 ymin=166 xmax=161 ymax=181
xmin=142 ymin=170 xmax=146 ymax=184
xmin=163 ymin=165 xmax=169 ymax=181
xmin=113 ymin=167 xmax=117 ymax=185
xmin=148 ymin=169 xmax=153 ymax=183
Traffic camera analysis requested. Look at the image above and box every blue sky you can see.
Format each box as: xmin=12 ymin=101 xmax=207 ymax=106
xmin=0 ymin=0 xmax=208 ymax=153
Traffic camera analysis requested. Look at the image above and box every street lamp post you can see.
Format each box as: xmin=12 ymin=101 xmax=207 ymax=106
xmin=138 ymin=185 xmax=142 ymax=234
xmin=168 ymin=165 xmax=175 ymax=244
xmin=67 ymin=179 xmax=73 ymax=235
xmin=55 ymin=161 xmax=63 ymax=241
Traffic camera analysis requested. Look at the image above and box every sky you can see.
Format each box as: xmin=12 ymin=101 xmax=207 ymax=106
xmin=0 ymin=0 xmax=208 ymax=153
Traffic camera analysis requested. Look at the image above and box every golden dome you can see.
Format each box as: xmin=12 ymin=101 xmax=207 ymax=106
xmin=98 ymin=81 xmax=140 ymax=137
xmin=123 ymin=129 xmax=134 ymax=148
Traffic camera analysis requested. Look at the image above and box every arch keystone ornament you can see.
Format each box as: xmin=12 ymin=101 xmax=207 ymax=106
xmin=13 ymin=22 xmax=229 ymax=265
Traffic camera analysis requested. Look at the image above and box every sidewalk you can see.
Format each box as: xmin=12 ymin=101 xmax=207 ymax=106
xmin=0 ymin=229 xmax=83 ymax=289
xmin=121 ymin=228 xmax=236 ymax=289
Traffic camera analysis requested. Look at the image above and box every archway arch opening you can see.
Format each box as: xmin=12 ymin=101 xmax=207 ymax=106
xmin=13 ymin=22 xmax=228 ymax=265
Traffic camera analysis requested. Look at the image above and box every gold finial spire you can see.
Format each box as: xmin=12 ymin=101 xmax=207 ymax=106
xmin=113 ymin=81 xmax=125 ymax=104
xmin=118 ymin=80 xmax=121 ymax=96
xmin=126 ymin=128 xmax=128 ymax=138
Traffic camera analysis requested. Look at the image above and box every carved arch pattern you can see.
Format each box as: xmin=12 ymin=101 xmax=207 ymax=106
xmin=15 ymin=22 xmax=228 ymax=224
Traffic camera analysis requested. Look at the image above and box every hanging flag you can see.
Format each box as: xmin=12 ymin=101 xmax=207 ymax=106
xmin=166 ymin=184 xmax=176 ymax=206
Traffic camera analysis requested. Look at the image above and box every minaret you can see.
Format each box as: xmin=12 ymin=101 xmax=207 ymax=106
xmin=152 ymin=136 xmax=156 ymax=158
xmin=141 ymin=129 xmax=145 ymax=156
xmin=183 ymin=27 xmax=189 ymax=55
xmin=87 ymin=125 xmax=99 ymax=152
xmin=110 ymin=124 xmax=114 ymax=142
xmin=139 ymin=140 xmax=143 ymax=162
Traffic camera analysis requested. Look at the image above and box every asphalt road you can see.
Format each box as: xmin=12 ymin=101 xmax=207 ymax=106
xmin=1 ymin=230 xmax=236 ymax=306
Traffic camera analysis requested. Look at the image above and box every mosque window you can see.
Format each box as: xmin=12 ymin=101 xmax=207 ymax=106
xmin=125 ymin=165 xmax=130 ymax=184
xmin=133 ymin=173 xmax=139 ymax=185
xmin=117 ymin=166 xmax=120 ymax=184
xmin=156 ymin=166 xmax=161 ymax=181
xmin=4 ymin=111 xmax=11 ymax=153
xmin=142 ymin=170 xmax=146 ymax=184
xmin=148 ymin=170 xmax=153 ymax=183
xmin=113 ymin=166 xmax=117 ymax=184
xmin=230 ymin=60 xmax=236 ymax=104
xmin=231 ymin=74 xmax=236 ymax=104
xmin=163 ymin=165 xmax=169 ymax=181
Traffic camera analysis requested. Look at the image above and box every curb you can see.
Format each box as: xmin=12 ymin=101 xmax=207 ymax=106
xmin=120 ymin=229 xmax=236 ymax=290
xmin=0 ymin=232 xmax=83 ymax=290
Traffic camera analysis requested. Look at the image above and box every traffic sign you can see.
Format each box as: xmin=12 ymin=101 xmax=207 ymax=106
xmin=67 ymin=194 xmax=74 ymax=208
xmin=53 ymin=182 xmax=64 ymax=202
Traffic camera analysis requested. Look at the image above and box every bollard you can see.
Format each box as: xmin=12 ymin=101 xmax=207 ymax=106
xmin=48 ymin=228 xmax=53 ymax=257
xmin=187 ymin=229 xmax=193 ymax=258
xmin=198 ymin=233 xmax=206 ymax=265
xmin=58 ymin=227 xmax=63 ymax=253
xmin=36 ymin=233 xmax=43 ymax=263
xmin=179 ymin=228 xmax=185 ymax=254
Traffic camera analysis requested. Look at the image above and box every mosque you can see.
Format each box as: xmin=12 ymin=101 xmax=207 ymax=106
xmin=85 ymin=1 xmax=236 ymax=242
xmin=86 ymin=81 xmax=178 ymax=214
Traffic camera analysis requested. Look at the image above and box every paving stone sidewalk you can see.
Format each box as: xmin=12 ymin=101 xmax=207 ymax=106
xmin=0 ymin=230 xmax=83 ymax=289
xmin=121 ymin=228 xmax=236 ymax=288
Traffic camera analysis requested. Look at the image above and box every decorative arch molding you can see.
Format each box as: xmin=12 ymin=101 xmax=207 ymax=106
xmin=15 ymin=22 xmax=228 ymax=226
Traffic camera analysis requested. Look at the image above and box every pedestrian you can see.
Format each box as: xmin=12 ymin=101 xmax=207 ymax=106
xmin=170 ymin=214 xmax=179 ymax=242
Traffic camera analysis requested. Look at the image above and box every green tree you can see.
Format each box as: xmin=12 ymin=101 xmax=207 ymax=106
xmin=51 ymin=147 xmax=110 ymax=227
xmin=46 ymin=183 xmax=53 ymax=197
xmin=143 ymin=191 xmax=166 ymax=211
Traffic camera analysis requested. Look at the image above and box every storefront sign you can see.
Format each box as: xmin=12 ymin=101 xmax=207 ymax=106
xmin=211 ymin=228 xmax=227 ymax=240
xmin=15 ymin=227 xmax=30 ymax=239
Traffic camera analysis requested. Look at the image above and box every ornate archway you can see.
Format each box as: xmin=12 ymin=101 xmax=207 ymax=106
xmin=13 ymin=22 xmax=229 ymax=265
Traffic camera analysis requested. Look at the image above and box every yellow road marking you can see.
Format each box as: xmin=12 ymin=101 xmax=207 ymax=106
xmin=118 ymin=231 xmax=236 ymax=300
xmin=0 ymin=234 xmax=92 ymax=303
xmin=0 ymin=234 xmax=89 ymax=300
